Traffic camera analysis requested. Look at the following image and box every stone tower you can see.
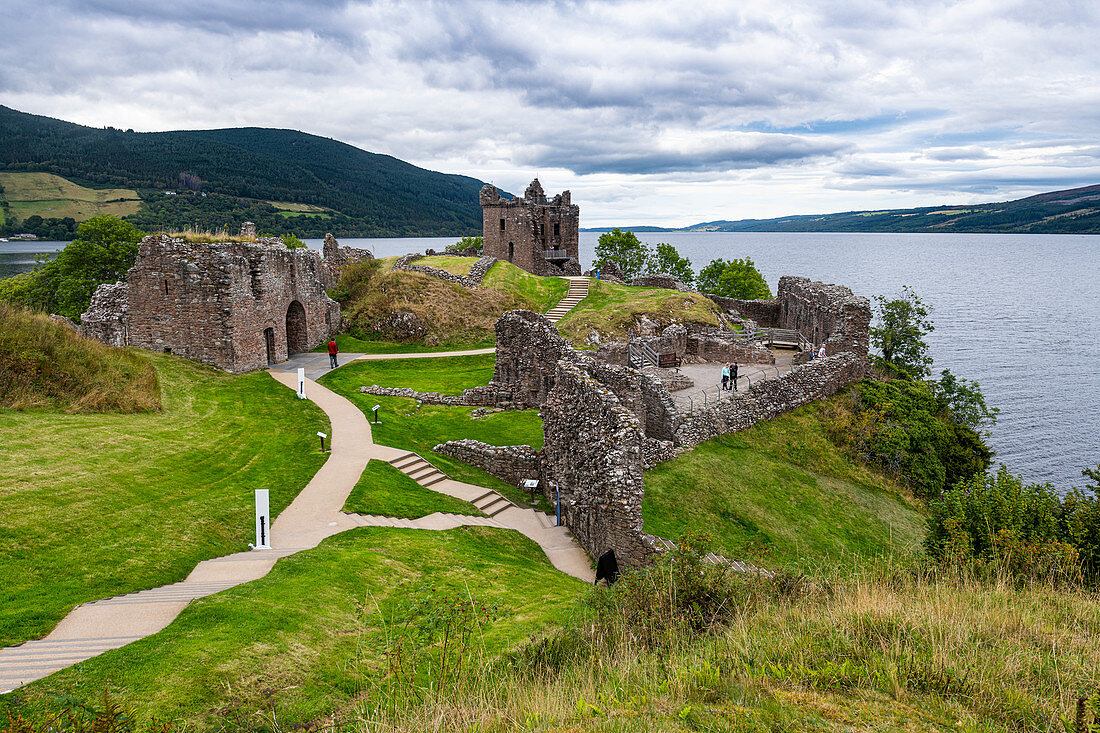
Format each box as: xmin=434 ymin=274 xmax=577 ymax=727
xmin=480 ymin=178 xmax=581 ymax=276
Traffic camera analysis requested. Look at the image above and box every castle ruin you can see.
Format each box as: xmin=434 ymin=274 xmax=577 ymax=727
xmin=81 ymin=234 xmax=345 ymax=374
xmin=480 ymin=179 xmax=581 ymax=276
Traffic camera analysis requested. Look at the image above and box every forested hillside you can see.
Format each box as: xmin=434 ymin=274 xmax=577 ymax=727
xmin=687 ymin=184 xmax=1100 ymax=234
xmin=0 ymin=106 xmax=488 ymax=237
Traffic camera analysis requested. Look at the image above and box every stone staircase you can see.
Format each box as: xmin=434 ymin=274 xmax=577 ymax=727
xmin=388 ymin=451 xmax=448 ymax=488
xmin=387 ymin=451 xmax=521 ymax=518
xmin=651 ymin=537 xmax=766 ymax=575
xmin=545 ymin=277 xmax=590 ymax=323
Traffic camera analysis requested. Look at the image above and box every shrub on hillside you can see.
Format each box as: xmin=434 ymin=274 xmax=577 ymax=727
xmin=0 ymin=303 xmax=160 ymax=413
xmin=827 ymin=379 xmax=992 ymax=498
xmin=925 ymin=466 xmax=1100 ymax=585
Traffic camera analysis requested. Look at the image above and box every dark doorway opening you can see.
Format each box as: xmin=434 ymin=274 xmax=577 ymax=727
xmin=286 ymin=301 xmax=307 ymax=354
xmin=264 ymin=327 xmax=276 ymax=364
xmin=508 ymin=242 xmax=514 ymax=261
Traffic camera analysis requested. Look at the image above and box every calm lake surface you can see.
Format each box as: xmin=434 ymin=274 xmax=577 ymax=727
xmin=7 ymin=232 xmax=1097 ymax=492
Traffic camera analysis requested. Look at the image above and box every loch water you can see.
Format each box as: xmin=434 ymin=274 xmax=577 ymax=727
xmin=6 ymin=232 xmax=1097 ymax=492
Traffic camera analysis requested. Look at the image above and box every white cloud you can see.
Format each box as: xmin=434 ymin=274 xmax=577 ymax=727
xmin=1 ymin=0 xmax=1098 ymax=225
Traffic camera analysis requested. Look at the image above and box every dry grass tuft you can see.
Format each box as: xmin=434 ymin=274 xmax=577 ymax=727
xmin=162 ymin=225 xmax=258 ymax=243
xmin=0 ymin=303 xmax=160 ymax=413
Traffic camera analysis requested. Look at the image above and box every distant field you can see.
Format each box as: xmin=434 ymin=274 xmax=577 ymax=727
xmin=267 ymin=200 xmax=332 ymax=213
xmin=0 ymin=172 xmax=142 ymax=221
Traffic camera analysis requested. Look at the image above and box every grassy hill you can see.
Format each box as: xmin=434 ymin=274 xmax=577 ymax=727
xmin=0 ymin=351 xmax=327 ymax=648
xmin=0 ymin=172 xmax=142 ymax=222
xmin=0 ymin=105 xmax=491 ymax=237
xmin=0 ymin=303 xmax=159 ymax=413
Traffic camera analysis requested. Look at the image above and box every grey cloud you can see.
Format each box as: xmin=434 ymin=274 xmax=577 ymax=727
xmin=522 ymin=135 xmax=847 ymax=175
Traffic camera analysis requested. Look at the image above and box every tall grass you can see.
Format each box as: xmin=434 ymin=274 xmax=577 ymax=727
xmin=346 ymin=545 xmax=1100 ymax=732
xmin=161 ymin=225 xmax=257 ymax=243
xmin=0 ymin=303 xmax=159 ymax=413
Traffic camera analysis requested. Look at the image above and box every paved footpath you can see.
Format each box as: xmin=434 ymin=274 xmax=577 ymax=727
xmin=0 ymin=279 xmax=595 ymax=692
xmin=0 ymin=373 xmax=591 ymax=693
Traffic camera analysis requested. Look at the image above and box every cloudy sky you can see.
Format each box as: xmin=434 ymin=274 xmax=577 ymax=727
xmin=3 ymin=0 xmax=1098 ymax=226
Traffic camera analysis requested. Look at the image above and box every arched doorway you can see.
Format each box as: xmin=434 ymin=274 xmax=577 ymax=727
xmin=286 ymin=301 xmax=307 ymax=354
xmin=263 ymin=327 xmax=276 ymax=364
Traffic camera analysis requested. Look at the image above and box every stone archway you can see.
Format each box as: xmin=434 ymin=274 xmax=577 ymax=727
xmin=286 ymin=300 xmax=308 ymax=354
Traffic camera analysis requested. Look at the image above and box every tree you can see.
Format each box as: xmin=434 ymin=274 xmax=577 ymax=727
xmin=929 ymin=368 xmax=999 ymax=433
xmin=646 ymin=242 xmax=694 ymax=285
xmin=594 ymin=228 xmax=650 ymax=280
xmin=696 ymin=257 xmax=771 ymax=299
xmin=446 ymin=235 xmax=483 ymax=255
xmin=0 ymin=215 xmax=145 ymax=320
xmin=282 ymin=233 xmax=306 ymax=249
xmin=870 ymin=286 xmax=934 ymax=378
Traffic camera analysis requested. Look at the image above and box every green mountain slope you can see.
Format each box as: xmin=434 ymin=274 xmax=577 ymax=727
xmin=0 ymin=105 xmax=488 ymax=236
xmin=582 ymin=184 xmax=1100 ymax=234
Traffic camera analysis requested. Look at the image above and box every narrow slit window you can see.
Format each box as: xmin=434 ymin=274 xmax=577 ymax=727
xmin=500 ymin=218 xmax=506 ymax=231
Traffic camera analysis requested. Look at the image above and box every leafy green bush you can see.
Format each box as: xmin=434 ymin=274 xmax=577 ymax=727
xmin=445 ymin=235 xmax=483 ymax=254
xmin=870 ymin=286 xmax=934 ymax=378
xmin=0 ymin=215 xmax=144 ymax=320
xmin=647 ymin=242 xmax=694 ymax=284
xmin=696 ymin=257 xmax=771 ymax=299
xmin=594 ymin=228 xmax=649 ymax=280
xmin=829 ymin=379 xmax=992 ymax=498
xmin=924 ymin=466 xmax=1094 ymax=585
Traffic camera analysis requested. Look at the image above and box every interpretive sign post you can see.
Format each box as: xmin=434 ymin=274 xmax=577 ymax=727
xmin=254 ymin=489 xmax=271 ymax=550
xmin=297 ymin=368 xmax=306 ymax=399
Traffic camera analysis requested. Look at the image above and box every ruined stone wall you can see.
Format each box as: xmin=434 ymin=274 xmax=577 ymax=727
xmin=82 ymin=234 xmax=339 ymax=373
xmin=776 ymin=276 xmax=871 ymax=358
xmin=540 ymin=358 xmax=657 ymax=569
xmin=80 ymin=282 xmax=130 ymax=347
xmin=433 ymin=439 xmax=540 ymax=486
xmin=480 ymin=179 xmax=579 ymax=276
xmin=321 ymin=233 xmax=373 ymax=289
xmin=686 ymin=334 xmax=775 ymax=364
xmin=631 ymin=273 xmax=690 ymax=291
xmin=490 ymin=310 xmax=572 ymax=407
xmin=672 ymin=353 xmax=864 ymax=448
xmin=708 ymin=278 xmax=870 ymax=362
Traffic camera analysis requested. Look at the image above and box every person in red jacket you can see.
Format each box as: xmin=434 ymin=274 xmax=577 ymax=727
xmin=327 ymin=338 xmax=338 ymax=369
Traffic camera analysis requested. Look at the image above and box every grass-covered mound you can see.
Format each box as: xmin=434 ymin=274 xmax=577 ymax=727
xmin=0 ymin=353 xmax=328 ymax=648
xmin=643 ymin=398 xmax=925 ymax=570
xmin=343 ymin=459 xmax=483 ymax=518
xmin=332 ymin=259 xmax=568 ymax=349
xmin=2 ymin=527 xmax=583 ymax=729
xmin=555 ymin=278 xmax=721 ymax=346
xmin=0 ymin=303 xmax=160 ymax=413
xmin=319 ymin=355 xmax=546 ymax=507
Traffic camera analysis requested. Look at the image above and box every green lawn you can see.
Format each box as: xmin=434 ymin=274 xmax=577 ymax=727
xmin=0 ymin=353 xmax=329 ymax=647
xmin=3 ymin=527 xmax=583 ymax=729
xmin=480 ymin=260 xmax=570 ymax=313
xmin=416 ymin=254 xmax=476 ymax=275
xmin=319 ymin=357 xmax=545 ymax=507
xmin=343 ymin=459 xmax=483 ymax=518
xmin=554 ymin=278 xmax=719 ymax=345
xmin=643 ymin=399 xmax=926 ymax=570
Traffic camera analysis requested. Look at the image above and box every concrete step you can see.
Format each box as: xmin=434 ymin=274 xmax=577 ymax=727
xmin=421 ymin=473 xmax=448 ymax=487
xmin=405 ymin=463 xmax=437 ymax=480
xmin=389 ymin=453 xmax=422 ymax=470
xmin=479 ymin=497 xmax=514 ymax=517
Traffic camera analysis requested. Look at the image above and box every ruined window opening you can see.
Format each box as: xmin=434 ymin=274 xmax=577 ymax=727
xmin=500 ymin=218 xmax=506 ymax=231
xmin=508 ymin=242 xmax=514 ymax=261
xmin=554 ymin=222 xmax=560 ymax=238
xmin=163 ymin=279 xmax=169 ymax=295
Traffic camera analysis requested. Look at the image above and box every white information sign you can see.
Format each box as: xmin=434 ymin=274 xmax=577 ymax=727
xmin=296 ymin=368 xmax=306 ymax=399
xmin=254 ymin=489 xmax=271 ymax=550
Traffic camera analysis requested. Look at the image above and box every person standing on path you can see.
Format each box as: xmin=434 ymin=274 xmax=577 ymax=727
xmin=818 ymin=345 xmax=826 ymax=360
xmin=327 ymin=338 xmax=339 ymax=369
xmin=721 ymin=363 xmax=730 ymax=391
xmin=730 ymin=362 xmax=738 ymax=391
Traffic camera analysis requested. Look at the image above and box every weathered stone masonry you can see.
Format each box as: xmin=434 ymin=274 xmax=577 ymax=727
xmin=715 ymin=276 xmax=871 ymax=361
xmin=480 ymin=179 xmax=581 ymax=276
xmin=82 ymin=234 xmax=341 ymax=373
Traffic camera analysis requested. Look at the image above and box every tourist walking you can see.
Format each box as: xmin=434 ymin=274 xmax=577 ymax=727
xmin=327 ymin=338 xmax=339 ymax=369
xmin=721 ymin=363 xmax=730 ymax=391
xmin=730 ymin=362 xmax=738 ymax=391
xmin=818 ymin=345 xmax=826 ymax=360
